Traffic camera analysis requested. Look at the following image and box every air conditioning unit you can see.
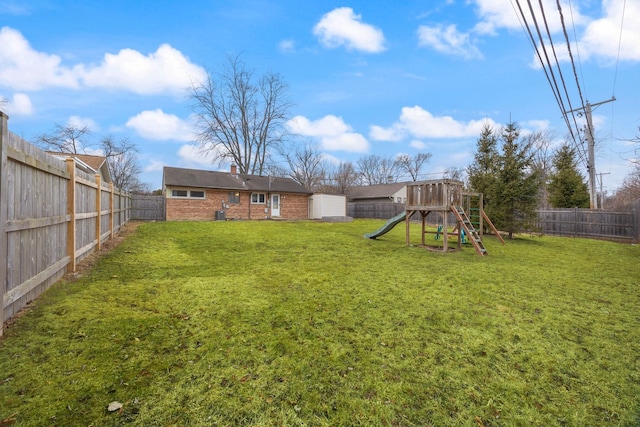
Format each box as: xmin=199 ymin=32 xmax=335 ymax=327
xmin=215 ymin=210 xmax=226 ymax=221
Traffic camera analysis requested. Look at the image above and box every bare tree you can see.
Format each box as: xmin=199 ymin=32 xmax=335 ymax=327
xmin=608 ymin=164 xmax=640 ymax=210
xmin=525 ymin=130 xmax=557 ymax=208
xmin=36 ymin=124 xmax=145 ymax=192
xmin=191 ymin=54 xmax=291 ymax=175
xmin=279 ymin=140 xmax=327 ymax=190
xmin=443 ymin=167 xmax=464 ymax=181
xmin=357 ymin=154 xmax=400 ymax=185
xmin=628 ymin=127 xmax=640 ymax=165
xmin=395 ymin=153 xmax=432 ymax=181
xmin=107 ymin=151 xmax=147 ymax=193
xmin=37 ymin=123 xmax=91 ymax=154
xmin=328 ymin=162 xmax=358 ymax=194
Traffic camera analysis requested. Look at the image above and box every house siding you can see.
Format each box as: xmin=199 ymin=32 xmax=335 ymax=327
xmin=165 ymin=188 xmax=308 ymax=221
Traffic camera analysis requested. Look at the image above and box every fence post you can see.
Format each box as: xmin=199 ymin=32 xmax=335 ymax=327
xmin=66 ymin=158 xmax=76 ymax=272
xmin=633 ymin=200 xmax=640 ymax=243
xmin=95 ymin=175 xmax=102 ymax=251
xmin=0 ymin=111 xmax=8 ymax=335
xmin=110 ymin=182 xmax=114 ymax=239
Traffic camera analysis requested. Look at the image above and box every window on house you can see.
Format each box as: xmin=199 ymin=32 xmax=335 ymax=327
xmin=251 ymin=193 xmax=266 ymax=204
xmin=397 ymin=197 xmax=402 ymax=203
xmin=171 ymin=189 xmax=205 ymax=199
xmin=228 ymin=192 xmax=240 ymax=204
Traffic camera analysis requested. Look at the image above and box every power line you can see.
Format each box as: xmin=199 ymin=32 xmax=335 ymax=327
xmin=512 ymin=0 xmax=586 ymax=163
xmin=567 ymin=0 xmax=587 ymax=96
xmin=613 ymin=0 xmax=627 ymax=96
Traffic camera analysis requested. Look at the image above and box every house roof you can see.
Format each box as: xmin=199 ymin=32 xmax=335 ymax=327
xmin=163 ymin=166 xmax=312 ymax=194
xmin=47 ymin=152 xmax=112 ymax=183
xmin=346 ymin=182 xmax=409 ymax=200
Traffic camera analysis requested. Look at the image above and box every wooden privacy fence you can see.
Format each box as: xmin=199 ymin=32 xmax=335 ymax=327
xmin=131 ymin=195 xmax=165 ymax=220
xmin=348 ymin=202 xmax=406 ymax=219
xmin=349 ymin=201 xmax=639 ymax=243
xmin=1 ymin=112 xmax=130 ymax=336
xmin=348 ymin=202 xmax=451 ymax=223
xmin=536 ymin=207 xmax=639 ymax=242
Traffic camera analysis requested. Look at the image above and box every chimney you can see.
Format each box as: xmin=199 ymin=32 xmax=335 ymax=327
xmin=230 ymin=164 xmax=237 ymax=175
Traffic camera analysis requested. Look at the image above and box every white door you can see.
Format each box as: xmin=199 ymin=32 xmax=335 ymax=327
xmin=271 ymin=194 xmax=280 ymax=217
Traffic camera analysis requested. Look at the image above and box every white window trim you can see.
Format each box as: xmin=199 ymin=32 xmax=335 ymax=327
xmin=251 ymin=192 xmax=266 ymax=204
xmin=170 ymin=188 xmax=206 ymax=199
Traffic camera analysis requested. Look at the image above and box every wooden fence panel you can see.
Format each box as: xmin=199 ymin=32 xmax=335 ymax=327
xmin=131 ymin=195 xmax=165 ymax=220
xmin=2 ymin=130 xmax=70 ymax=327
xmin=347 ymin=202 xmax=638 ymax=243
xmin=1 ymin=112 xmax=131 ymax=334
xmin=536 ymin=208 xmax=637 ymax=242
xmin=100 ymin=181 xmax=112 ymax=242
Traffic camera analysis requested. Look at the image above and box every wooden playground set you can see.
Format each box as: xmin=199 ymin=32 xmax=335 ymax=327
xmin=365 ymin=179 xmax=504 ymax=256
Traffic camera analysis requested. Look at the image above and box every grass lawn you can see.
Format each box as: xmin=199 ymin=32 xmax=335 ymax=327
xmin=1 ymin=220 xmax=639 ymax=426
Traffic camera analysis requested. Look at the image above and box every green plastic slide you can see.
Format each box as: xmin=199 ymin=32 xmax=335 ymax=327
xmin=364 ymin=211 xmax=406 ymax=239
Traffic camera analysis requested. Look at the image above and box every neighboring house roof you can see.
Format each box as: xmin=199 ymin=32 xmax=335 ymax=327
xmin=47 ymin=152 xmax=112 ymax=183
xmin=347 ymin=182 xmax=409 ymax=200
xmin=163 ymin=166 xmax=312 ymax=194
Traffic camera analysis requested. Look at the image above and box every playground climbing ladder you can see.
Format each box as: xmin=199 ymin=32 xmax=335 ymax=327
xmin=451 ymin=206 xmax=487 ymax=256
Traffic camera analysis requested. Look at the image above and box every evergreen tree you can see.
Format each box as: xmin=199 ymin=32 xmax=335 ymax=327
xmin=467 ymin=123 xmax=499 ymax=207
xmin=468 ymin=122 xmax=541 ymax=238
xmin=547 ymin=144 xmax=590 ymax=208
xmin=493 ymin=122 xmax=540 ymax=238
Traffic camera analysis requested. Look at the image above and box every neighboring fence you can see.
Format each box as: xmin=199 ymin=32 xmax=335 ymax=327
xmin=349 ymin=201 xmax=639 ymax=243
xmin=536 ymin=207 xmax=639 ymax=242
xmin=348 ymin=202 xmax=452 ymax=223
xmin=1 ymin=112 xmax=130 ymax=335
xmin=131 ymin=195 xmax=165 ymax=220
xmin=348 ymin=202 xmax=406 ymax=219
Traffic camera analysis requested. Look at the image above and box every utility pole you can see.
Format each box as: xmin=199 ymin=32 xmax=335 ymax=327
xmin=597 ymin=172 xmax=610 ymax=209
xmin=567 ymin=97 xmax=615 ymax=209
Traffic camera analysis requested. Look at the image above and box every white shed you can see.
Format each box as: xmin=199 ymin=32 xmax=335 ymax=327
xmin=309 ymin=194 xmax=347 ymax=219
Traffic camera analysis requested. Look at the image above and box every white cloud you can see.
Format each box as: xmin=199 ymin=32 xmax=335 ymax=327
xmin=524 ymin=119 xmax=551 ymax=131
xmin=579 ymin=0 xmax=640 ymax=62
xmin=80 ymin=44 xmax=206 ymax=94
xmin=177 ymin=144 xmax=216 ymax=167
xmin=417 ymin=24 xmax=482 ymax=59
xmin=126 ymin=109 xmax=194 ymax=141
xmin=287 ymin=115 xmax=369 ymax=153
xmin=472 ymin=0 xmax=587 ymax=35
xmin=371 ymin=106 xmax=497 ymax=140
xmin=278 ymin=39 xmax=296 ymax=54
xmin=369 ymin=124 xmax=403 ymax=142
xmin=66 ymin=115 xmax=98 ymax=130
xmin=320 ymin=153 xmax=343 ymax=166
xmin=409 ymin=140 xmax=427 ymax=150
xmin=0 ymin=27 xmax=79 ymax=90
xmin=472 ymin=0 xmax=640 ymax=63
xmin=313 ymin=7 xmax=386 ymax=53
xmin=143 ymin=159 xmax=165 ymax=173
xmin=0 ymin=27 xmax=206 ymax=94
xmin=3 ymin=93 xmax=33 ymax=116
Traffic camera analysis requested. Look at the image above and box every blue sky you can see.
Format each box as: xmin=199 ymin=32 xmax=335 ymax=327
xmin=1 ymin=0 xmax=638 ymax=193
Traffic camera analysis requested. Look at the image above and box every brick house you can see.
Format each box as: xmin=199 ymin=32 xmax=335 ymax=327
xmin=163 ymin=165 xmax=312 ymax=221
